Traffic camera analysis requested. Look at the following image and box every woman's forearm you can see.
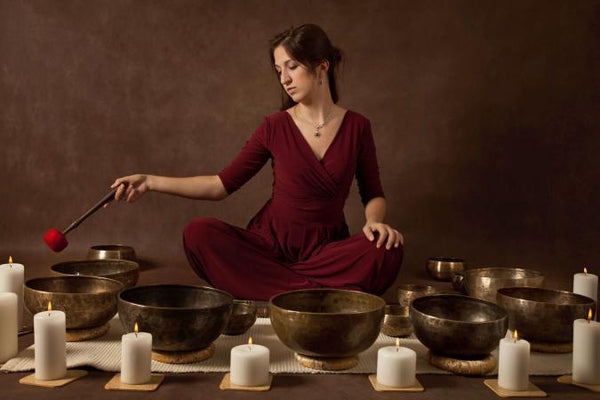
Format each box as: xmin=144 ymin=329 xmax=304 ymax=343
xmin=364 ymin=196 xmax=386 ymax=223
xmin=148 ymin=175 xmax=228 ymax=201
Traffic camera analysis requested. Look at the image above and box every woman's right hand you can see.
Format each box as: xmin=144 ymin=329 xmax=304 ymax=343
xmin=110 ymin=174 xmax=152 ymax=203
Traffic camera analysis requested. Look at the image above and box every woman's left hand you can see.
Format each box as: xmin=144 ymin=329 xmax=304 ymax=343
xmin=362 ymin=222 xmax=404 ymax=250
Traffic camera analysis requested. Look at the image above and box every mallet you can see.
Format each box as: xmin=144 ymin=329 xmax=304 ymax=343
xmin=44 ymin=188 xmax=118 ymax=252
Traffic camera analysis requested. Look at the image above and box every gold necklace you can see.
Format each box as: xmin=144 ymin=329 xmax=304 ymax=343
xmin=294 ymin=105 xmax=334 ymax=137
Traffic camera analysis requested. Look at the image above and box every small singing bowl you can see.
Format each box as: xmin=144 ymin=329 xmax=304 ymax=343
xmin=426 ymin=257 xmax=466 ymax=281
xmin=24 ymin=276 xmax=124 ymax=329
xmin=497 ymin=287 xmax=596 ymax=343
xmin=270 ymin=289 xmax=385 ymax=358
xmin=118 ymin=284 xmax=233 ymax=351
xmin=87 ymin=245 xmax=136 ymax=261
xmin=223 ymin=300 xmax=257 ymax=335
xmin=397 ymin=284 xmax=438 ymax=309
xmin=381 ymin=304 xmax=412 ymax=337
xmin=411 ymin=294 xmax=508 ymax=359
xmin=51 ymin=259 xmax=140 ymax=289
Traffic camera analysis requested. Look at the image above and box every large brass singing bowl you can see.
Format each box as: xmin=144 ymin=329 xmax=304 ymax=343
xmin=118 ymin=285 xmax=233 ymax=351
xmin=269 ymin=289 xmax=385 ymax=358
xmin=410 ymin=295 xmax=508 ymax=359
xmin=459 ymin=267 xmax=544 ymax=304
xmin=24 ymin=276 xmax=124 ymax=329
xmin=51 ymin=259 xmax=140 ymax=289
xmin=497 ymin=287 xmax=596 ymax=343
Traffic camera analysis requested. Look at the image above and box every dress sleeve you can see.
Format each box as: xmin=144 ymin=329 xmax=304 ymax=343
xmin=218 ymin=118 xmax=271 ymax=195
xmin=356 ymin=118 xmax=385 ymax=205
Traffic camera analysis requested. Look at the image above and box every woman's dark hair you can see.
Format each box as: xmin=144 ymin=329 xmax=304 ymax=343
xmin=270 ymin=24 xmax=342 ymax=110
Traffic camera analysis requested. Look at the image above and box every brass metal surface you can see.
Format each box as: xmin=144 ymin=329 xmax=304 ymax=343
xmin=381 ymin=304 xmax=412 ymax=337
xmin=458 ymin=267 xmax=544 ymax=303
xmin=426 ymin=257 xmax=466 ymax=281
xmin=223 ymin=300 xmax=257 ymax=335
xmin=51 ymin=259 xmax=139 ymax=289
xmin=397 ymin=284 xmax=439 ymax=309
xmin=87 ymin=245 xmax=137 ymax=261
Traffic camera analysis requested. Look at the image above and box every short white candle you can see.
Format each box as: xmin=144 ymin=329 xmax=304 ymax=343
xmin=121 ymin=322 xmax=152 ymax=384
xmin=498 ymin=330 xmax=530 ymax=391
xmin=376 ymin=340 xmax=416 ymax=387
xmin=0 ymin=257 xmax=25 ymax=328
xmin=230 ymin=337 xmax=269 ymax=386
xmin=34 ymin=302 xmax=66 ymax=380
xmin=572 ymin=310 xmax=600 ymax=384
xmin=0 ymin=292 xmax=18 ymax=363
xmin=574 ymin=267 xmax=598 ymax=305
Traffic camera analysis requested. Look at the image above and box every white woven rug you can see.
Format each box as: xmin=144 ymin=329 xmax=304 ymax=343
xmin=1 ymin=317 xmax=573 ymax=375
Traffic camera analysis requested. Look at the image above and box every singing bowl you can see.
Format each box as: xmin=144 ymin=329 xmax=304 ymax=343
xmin=397 ymin=284 xmax=439 ymax=309
xmin=51 ymin=259 xmax=140 ymax=289
xmin=223 ymin=300 xmax=257 ymax=336
xmin=382 ymin=304 xmax=412 ymax=337
xmin=410 ymin=295 xmax=508 ymax=359
xmin=118 ymin=285 xmax=233 ymax=351
xmin=270 ymin=289 xmax=385 ymax=358
xmin=497 ymin=287 xmax=596 ymax=343
xmin=426 ymin=257 xmax=466 ymax=281
xmin=87 ymin=245 xmax=136 ymax=261
xmin=24 ymin=276 xmax=124 ymax=329
xmin=457 ymin=267 xmax=544 ymax=303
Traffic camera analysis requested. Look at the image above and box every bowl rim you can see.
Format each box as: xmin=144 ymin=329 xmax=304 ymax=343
xmin=464 ymin=266 xmax=544 ymax=278
xmin=269 ymin=288 xmax=385 ymax=316
xmin=89 ymin=244 xmax=135 ymax=251
xmin=397 ymin=283 xmax=437 ymax=292
xmin=411 ymin=294 xmax=507 ymax=325
xmin=497 ymin=286 xmax=596 ymax=306
xmin=50 ymin=259 xmax=140 ymax=274
xmin=427 ymin=257 xmax=466 ymax=264
xmin=118 ymin=284 xmax=234 ymax=311
xmin=25 ymin=276 xmax=124 ymax=294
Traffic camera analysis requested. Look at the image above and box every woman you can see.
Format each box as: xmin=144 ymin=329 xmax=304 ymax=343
xmin=111 ymin=24 xmax=403 ymax=300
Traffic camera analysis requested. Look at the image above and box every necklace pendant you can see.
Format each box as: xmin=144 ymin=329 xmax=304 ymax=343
xmin=314 ymin=129 xmax=321 ymax=137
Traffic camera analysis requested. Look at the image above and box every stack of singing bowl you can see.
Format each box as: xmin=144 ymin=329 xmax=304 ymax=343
xmin=270 ymin=289 xmax=385 ymax=370
xmin=497 ymin=287 xmax=596 ymax=352
xmin=24 ymin=276 xmax=124 ymax=340
xmin=410 ymin=295 xmax=508 ymax=360
xmin=118 ymin=285 xmax=233 ymax=355
xmin=456 ymin=267 xmax=544 ymax=304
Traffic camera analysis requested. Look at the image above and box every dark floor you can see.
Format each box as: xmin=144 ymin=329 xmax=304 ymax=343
xmin=0 ymin=249 xmax=595 ymax=399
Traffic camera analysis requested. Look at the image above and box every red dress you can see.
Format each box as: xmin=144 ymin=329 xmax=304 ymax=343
xmin=183 ymin=110 xmax=402 ymax=300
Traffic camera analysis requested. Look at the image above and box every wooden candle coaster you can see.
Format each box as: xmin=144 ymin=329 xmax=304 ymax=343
xmin=428 ymin=352 xmax=496 ymax=375
xmin=219 ymin=372 xmax=272 ymax=391
xmin=368 ymin=374 xmax=424 ymax=392
xmin=557 ymin=374 xmax=600 ymax=392
xmin=19 ymin=369 xmax=88 ymax=388
xmin=530 ymin=341 xmax=572 ymax=353
xmin=295 ymin=353 xmax=358 ymax=371
xmin=484 ymin=379 xmax=547 ymax=397
xmin=152 ymin=343 xmax=215 ymax=364
xmin=66 ymin=323 xmax=110 ymax=342
xmin=104 ymin=373 xmax=164 ymax=392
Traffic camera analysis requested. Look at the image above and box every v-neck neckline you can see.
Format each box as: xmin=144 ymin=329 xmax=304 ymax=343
xmin=285 ymin=109 xmax=349 ymax=163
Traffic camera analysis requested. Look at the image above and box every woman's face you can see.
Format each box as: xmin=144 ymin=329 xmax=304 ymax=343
xmin=273 ymin=45 xmax=319 ymax=104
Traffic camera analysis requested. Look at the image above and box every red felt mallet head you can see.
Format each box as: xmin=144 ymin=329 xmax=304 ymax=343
xmin=44 ymin=228 xmax=68 ymax=252
xmin=43 ymin=188 xmax=117 ymax=252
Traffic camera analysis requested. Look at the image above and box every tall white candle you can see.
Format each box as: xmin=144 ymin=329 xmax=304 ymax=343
xmin=498 ymin=330 xmax=530 ymax=391
xmin=376 ymin=341 xmax=416 ymax=387
xmin=34 ymin=302 xmax=66 ymax=380
xmin=0 ymin=257 xmax=24 ymax=328
xmin=574 ymin=267 xmax=598 ymax=305
xmin=230 ymin=337 xmax=269 ymax=386
xmin=121 ymin=322 xmax=152 ymax=384
xmin=0 ymin=292 xmax=18 ymax=363
xmin=572 ymin=310 xmax=600 ymax=384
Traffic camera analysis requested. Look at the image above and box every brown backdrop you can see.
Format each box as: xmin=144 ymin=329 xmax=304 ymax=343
xmin=2 ymin=0 xmax=599 ymax=297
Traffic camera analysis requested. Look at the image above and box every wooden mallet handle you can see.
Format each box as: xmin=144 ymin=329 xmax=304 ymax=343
xmin=63 ymin=188 xmax=117 ymax=235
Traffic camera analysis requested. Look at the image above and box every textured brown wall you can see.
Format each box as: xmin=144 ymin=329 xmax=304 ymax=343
xmin=2 ymin=0 xmax=599 ymax=292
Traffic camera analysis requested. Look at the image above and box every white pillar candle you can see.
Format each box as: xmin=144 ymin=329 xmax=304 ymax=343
xmin=0 ymin=292 xmax=18 ymax=363
xmin=376 ymin=342 xmax=416 ymax=387
xmin=121 ymin=323 xmax=152 ymax=384
xmin=0 ymin=257 xmax=24 ymax=328
xmin=572 ymin=311 xmax=600 ymax=384
xmin=230 ymin=338 xmax=269 ymax=386
xmin=574 ymin=268 xmax=598 ymax=305
xmin=34 ymin=303 xmax=66 ymax=380
xmin=498 ymin=330 xmax=530 ymax=391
